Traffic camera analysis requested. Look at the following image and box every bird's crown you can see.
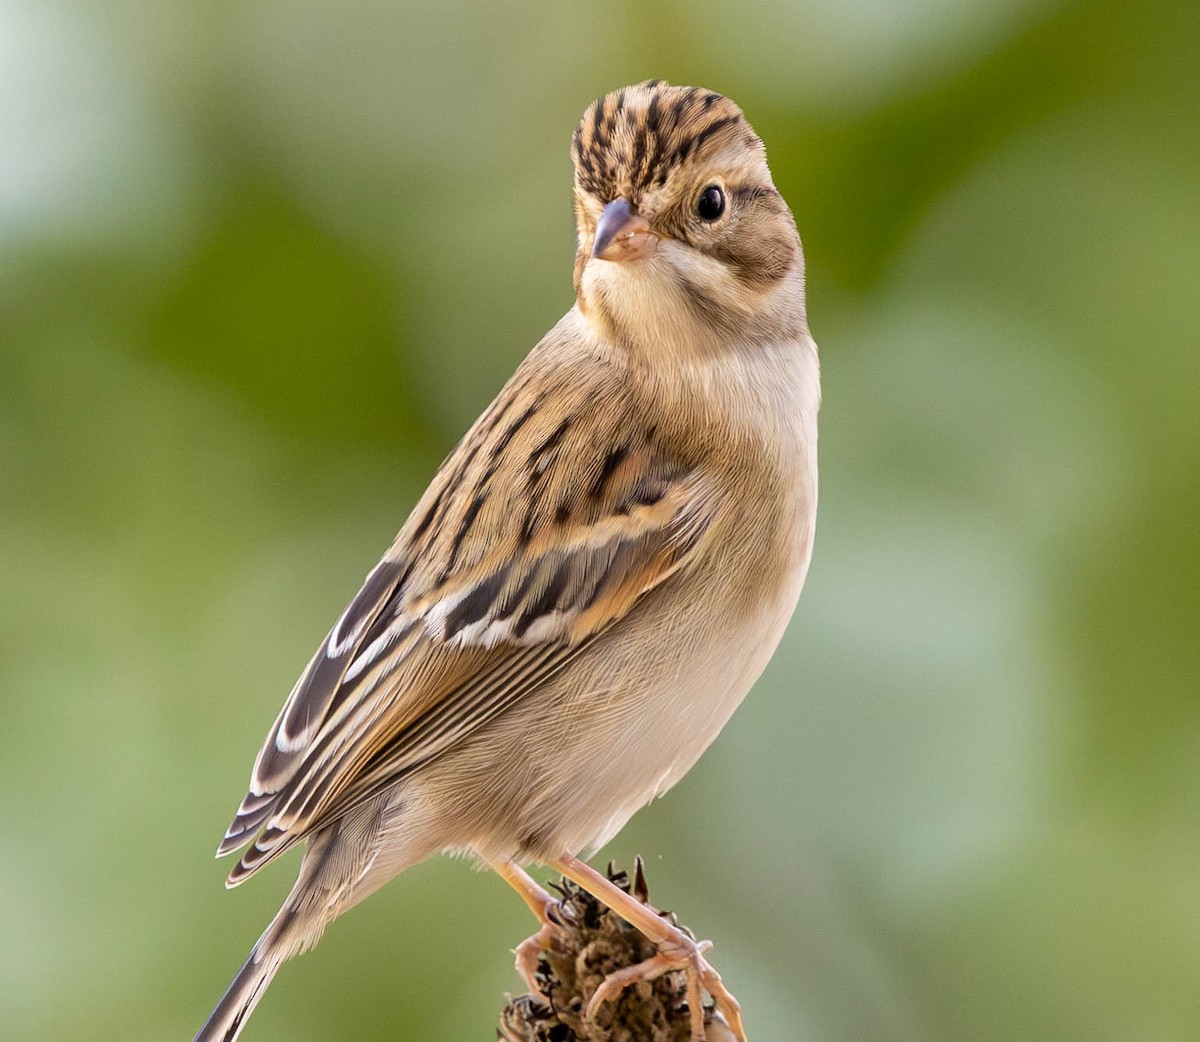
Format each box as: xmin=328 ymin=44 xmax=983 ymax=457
xmin=572 ymin=81 xmax=761 ymax=203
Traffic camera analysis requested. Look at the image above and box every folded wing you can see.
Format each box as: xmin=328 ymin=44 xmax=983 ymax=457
xmin=215 ymin=357 xmax=719 ymax=884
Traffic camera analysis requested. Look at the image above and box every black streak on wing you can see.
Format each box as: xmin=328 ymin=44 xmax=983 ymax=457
xmin=443 ymin=570 xmax=508 ymax=639
xmin=276 ymin=557 xmax=408 ymax=749
xmin=590 ymin=445 xmax=629 ymax=500
xmin=512 ymin=558 xmax=572 ymax=638
xmin=438 ymin=401 xmax=541 ymax=582
xmin=529 ymin=417 xmax=572 ymax=465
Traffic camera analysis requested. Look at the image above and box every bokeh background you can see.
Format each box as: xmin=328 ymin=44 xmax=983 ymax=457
xmin=3 ymin=1 xmax=1198 ymax=1039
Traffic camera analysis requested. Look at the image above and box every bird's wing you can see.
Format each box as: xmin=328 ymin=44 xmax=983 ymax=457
xmin=217 ymin=353 xmax=719 ymax=884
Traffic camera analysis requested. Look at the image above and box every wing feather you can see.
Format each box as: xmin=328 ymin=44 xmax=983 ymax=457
xmin=217 ymin=347 xmax=719 ymax=882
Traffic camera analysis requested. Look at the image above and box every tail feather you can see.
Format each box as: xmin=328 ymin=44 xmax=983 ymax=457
xmin=195 ymin=796 xmax=396 ymax=1041
xmin=192 ymin=940 xmax=283 ymax=1042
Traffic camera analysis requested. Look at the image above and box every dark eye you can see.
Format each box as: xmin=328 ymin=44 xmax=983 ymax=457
xmin=696 ymin=185 xmax=725 ymax=221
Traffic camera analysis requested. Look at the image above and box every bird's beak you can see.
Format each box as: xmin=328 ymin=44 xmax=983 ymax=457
xmin=591 ymin=198 xmax=658 ymax=262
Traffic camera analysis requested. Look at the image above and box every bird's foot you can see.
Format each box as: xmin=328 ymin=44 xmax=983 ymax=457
xmin=586 ymin=929 xmax=745 ymax=1042
xmin=488 ymin=857 xmax=572 ymax=1003
xmin=513 ymin=908 xmax=567 ymax=1002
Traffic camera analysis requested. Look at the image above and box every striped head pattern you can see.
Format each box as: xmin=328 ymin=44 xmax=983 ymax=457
xmin=569 ymin=81 xmax=805 ymax=351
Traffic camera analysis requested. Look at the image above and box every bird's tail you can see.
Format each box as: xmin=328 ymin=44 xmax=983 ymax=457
xmin=192 ymin=896 xmax=325 ymax=1042
xmin=193 ymin=800 xmax=396 ymax=1041
xmin=191 ymin=933 xmax=285 ymax=1042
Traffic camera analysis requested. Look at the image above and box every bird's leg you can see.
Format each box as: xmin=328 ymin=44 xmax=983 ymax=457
xmin=486 ymin=857 xmax=565 ymax=1001
xmin=548 ymin=854 xmax=746 ymax=1042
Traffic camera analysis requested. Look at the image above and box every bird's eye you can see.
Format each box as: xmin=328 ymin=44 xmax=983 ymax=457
xmin=696 ymin=185 xmax=725 ymax=221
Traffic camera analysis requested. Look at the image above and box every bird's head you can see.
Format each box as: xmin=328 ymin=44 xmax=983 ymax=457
xmin=571 ymin=81 xmax=806 ymax=356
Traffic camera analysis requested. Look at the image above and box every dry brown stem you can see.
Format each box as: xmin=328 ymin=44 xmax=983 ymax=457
xmin=496 ymin=860 xmax=737 ymax=1042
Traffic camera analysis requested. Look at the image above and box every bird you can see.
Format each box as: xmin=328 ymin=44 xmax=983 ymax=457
xmin=193 ymin=80 xmax=819 ymax=1042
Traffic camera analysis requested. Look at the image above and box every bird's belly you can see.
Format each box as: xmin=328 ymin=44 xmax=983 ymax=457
xmin=587 ymin=582 xmax=804 ymax=852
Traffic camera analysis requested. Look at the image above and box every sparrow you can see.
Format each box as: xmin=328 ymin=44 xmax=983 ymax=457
xmin=193 ymin=80 xmax=819 ymax=1042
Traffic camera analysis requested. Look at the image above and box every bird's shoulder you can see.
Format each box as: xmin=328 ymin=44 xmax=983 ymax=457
xmin=394 ymin=320 xmax=705 ymax=618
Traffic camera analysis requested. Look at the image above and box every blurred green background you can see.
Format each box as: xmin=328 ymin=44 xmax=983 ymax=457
xmin=2 ymin=1 xmax=1198 ymax=1039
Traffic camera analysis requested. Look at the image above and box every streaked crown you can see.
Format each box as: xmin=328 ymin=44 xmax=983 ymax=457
xmin=569 ymin=82 xmax=805 ymax=350
xmin=571 ymin=81 xmax=761 ymax=204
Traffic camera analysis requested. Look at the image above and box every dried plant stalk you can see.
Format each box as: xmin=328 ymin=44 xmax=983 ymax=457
xmin=497 ymin=860 xmax=737 ymax=1042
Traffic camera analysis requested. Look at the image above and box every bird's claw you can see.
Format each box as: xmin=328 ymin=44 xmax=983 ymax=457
xmin=585 ymin=934 xmax=745 ymax=1042
xmin=513 ymin=911 xmax=566 ymax=1004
